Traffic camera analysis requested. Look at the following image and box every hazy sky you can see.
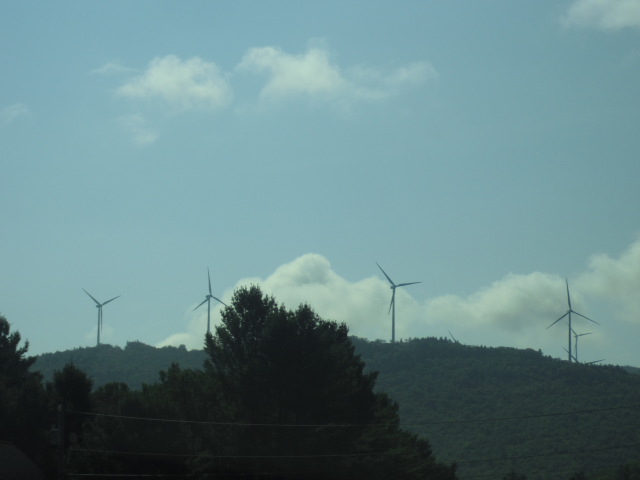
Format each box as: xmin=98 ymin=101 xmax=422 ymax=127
xmin=2 ymin=1 xmax=640 ymax=367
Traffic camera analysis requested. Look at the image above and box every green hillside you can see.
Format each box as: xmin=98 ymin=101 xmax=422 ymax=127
xmin=352 ymin=337 xmax=640 ymax=480
xmin=34 ymin=341 xmax=206 ymax=389
xmin=33 ymin=338 xmax=640 ymax=480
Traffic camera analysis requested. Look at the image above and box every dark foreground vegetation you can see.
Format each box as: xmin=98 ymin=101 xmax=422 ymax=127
xmin=3 ymin=288 xmax=640 ymax=480
xmin=2 ymin=286 xmax=455 ymax=480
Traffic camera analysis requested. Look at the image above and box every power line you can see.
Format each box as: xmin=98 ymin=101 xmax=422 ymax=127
xmin=68 ymin=447 xmax=400 ymax=460
xmin=67 ymin=402 xmax=640 ymax=428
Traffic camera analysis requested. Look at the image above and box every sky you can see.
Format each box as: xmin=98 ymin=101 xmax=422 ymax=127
xmin=2 ymin=1 xmax=640 ymax=367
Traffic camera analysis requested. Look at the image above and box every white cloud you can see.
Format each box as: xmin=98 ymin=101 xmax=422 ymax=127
xmin=236 ymin=254 xmax=394 ymax=340
xmin=564 ymin=0 xmax=640 ymax=30
xmin=237 ymin=45 xmax=437 ymax=107
xmin=238 ymin=46 xmax=348 ymax=99
xmin=158 ymin=240 xmax=640 ymax=365
xmin=117 ymin=55 xmax=232 ymax=111
xmin=158 ymin=254 xmax=573 ymax=354
xmin=1 ymin=103 xmax=30 ymax=126
xmin=577 ymin=239 xmax=640 ymax=322
xmin=118 ymin=114 xmax=158 ymax=146
xmin=426 ymin=272 xmax=566 ymax=332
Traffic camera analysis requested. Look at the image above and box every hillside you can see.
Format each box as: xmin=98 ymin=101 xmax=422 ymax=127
xmin=34 ymin=341 xmax=206 ymax=389
xmin=352 ymin=338 xmax=640 ymax=480
xmin=33 ymin=338 xmax=640 ymax=480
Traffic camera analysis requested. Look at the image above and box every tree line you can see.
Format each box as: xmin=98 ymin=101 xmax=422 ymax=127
xmin=2 ymin=286 xmax=456 ymax=479
xmin=3 ymin=285 xmax=640 ymax=479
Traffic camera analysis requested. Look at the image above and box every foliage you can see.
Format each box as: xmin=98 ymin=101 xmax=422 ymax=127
xmin=29 ymin=314 xmax=640 ymax=479
xmin=352 ymin=337 xmax=640 ymax=480
xmin=34 ymin=341 xmax=206 ymax=389
xmin=197 ymin=285 xmax=456 ymax=479
xmin=0 ymin=314 xmax=52 ymax=475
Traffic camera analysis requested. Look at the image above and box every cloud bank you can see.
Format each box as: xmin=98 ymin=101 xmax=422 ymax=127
xmin=158 ymin=237 xmax=640 ymax=366
xmin=564 ymin=0 xmax=640 ymax=30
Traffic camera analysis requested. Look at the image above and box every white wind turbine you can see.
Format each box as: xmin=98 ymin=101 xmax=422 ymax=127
xmin=83 ymin=289 xmax=120 ymax=346
xmin=194 ymin=268 xmax=226 ymax=335
xmin=376 ymin=263 xmax=421 ymax=344
xmin=547 ymin=279 xmax=599 ymax=362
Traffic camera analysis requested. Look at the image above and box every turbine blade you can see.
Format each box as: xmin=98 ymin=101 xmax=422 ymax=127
xmin=102 ymin=295 xmax=121 ymax=306
xmin=566 ymin=279 xmax=572 ymax=310
xmin=376 ymin=263 xmax=395 ymax=286
xmin=83 ymin=289 xmax=101 ymax=306
xmin=208 ymin=268 xmax=212 ymax=295
xmin=397 ymin=281 xmax=421 ymax=287
xmin=547 ymin=311 xmax=569 ymax=329
xmin=211 ymin=296 xmax=227 ymax=307
xmin=573 ymin=311 xmax=600 ymax=325
xmin=193 ymin=298 xmax=208 ymax=311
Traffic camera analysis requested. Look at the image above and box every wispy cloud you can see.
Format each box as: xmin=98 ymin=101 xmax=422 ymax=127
xmin=1 ymin=103 xmax=30 ymax=126
xmin=91 ymin=60 xmax=137 ymax=75
xmin=117 ymin=55 xmax=232 ymax=111
xmin=237 ymin=44 xmax=437 ymax=108
xmin=118 ymin=114 xmax=158 ymax=146
xmin=564 ymin=0 xmax=640 ymax=30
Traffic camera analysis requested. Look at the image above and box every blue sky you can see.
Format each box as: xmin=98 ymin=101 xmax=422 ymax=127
xmin=2 ymin=1 xmax=640 ymax=367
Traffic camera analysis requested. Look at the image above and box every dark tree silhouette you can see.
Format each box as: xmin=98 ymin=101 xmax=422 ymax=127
xmin=0 ymin=314 xmax=51 ymax=473
xmin=199 ymin=285 xmax=456 ymax=479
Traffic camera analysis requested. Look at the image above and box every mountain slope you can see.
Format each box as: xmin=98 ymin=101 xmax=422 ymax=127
xmin=33 ymin=338 xmax=640 ymax=480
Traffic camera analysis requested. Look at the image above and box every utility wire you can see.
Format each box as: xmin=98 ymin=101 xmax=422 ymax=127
xmin=68 ymin=441 xmax=639 ymax=463
xmin=67 ymin=401 xmax=640 ymax=428
xmin=68 ymin=447 xmax=398 ymax=459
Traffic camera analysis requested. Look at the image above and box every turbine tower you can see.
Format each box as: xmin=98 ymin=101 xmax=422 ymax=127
xmin=547 ymin=278 xmax=598 ymax=362
xmin=83 ymin=289 xmax=120 ymax=346
xmin=376 ymin=263 xmax=421 ymax=344
xmin=194 ymin=267 xmax=226 ymax=335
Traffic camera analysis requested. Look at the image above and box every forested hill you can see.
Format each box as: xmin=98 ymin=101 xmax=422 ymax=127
xmin=33 ymin=338 xmax=640 ymax=480
xmin=351 ymin=337 xmax=640 ymax=480
xmin=34 ymin=341 xmax=207 ymax=389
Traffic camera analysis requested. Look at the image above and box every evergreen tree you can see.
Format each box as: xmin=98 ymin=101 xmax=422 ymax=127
xmin=199 ymin=285 xmax=456 ymax=479
xmin=0 ymin=314 xmax=51 ymax=473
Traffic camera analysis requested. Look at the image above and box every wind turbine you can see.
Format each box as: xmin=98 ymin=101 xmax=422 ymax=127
xmin=547 ymin=279 xmax=598 ymax=362
xmin=194 ymin=268 xmax=226 ymax=335
xmin=376 ymin=263 xmax=421 ymax=344
xmin=572 ymin=329 xmax=592 ymax=363
xmin=83 ymin=289 xmax=120 ymax=346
